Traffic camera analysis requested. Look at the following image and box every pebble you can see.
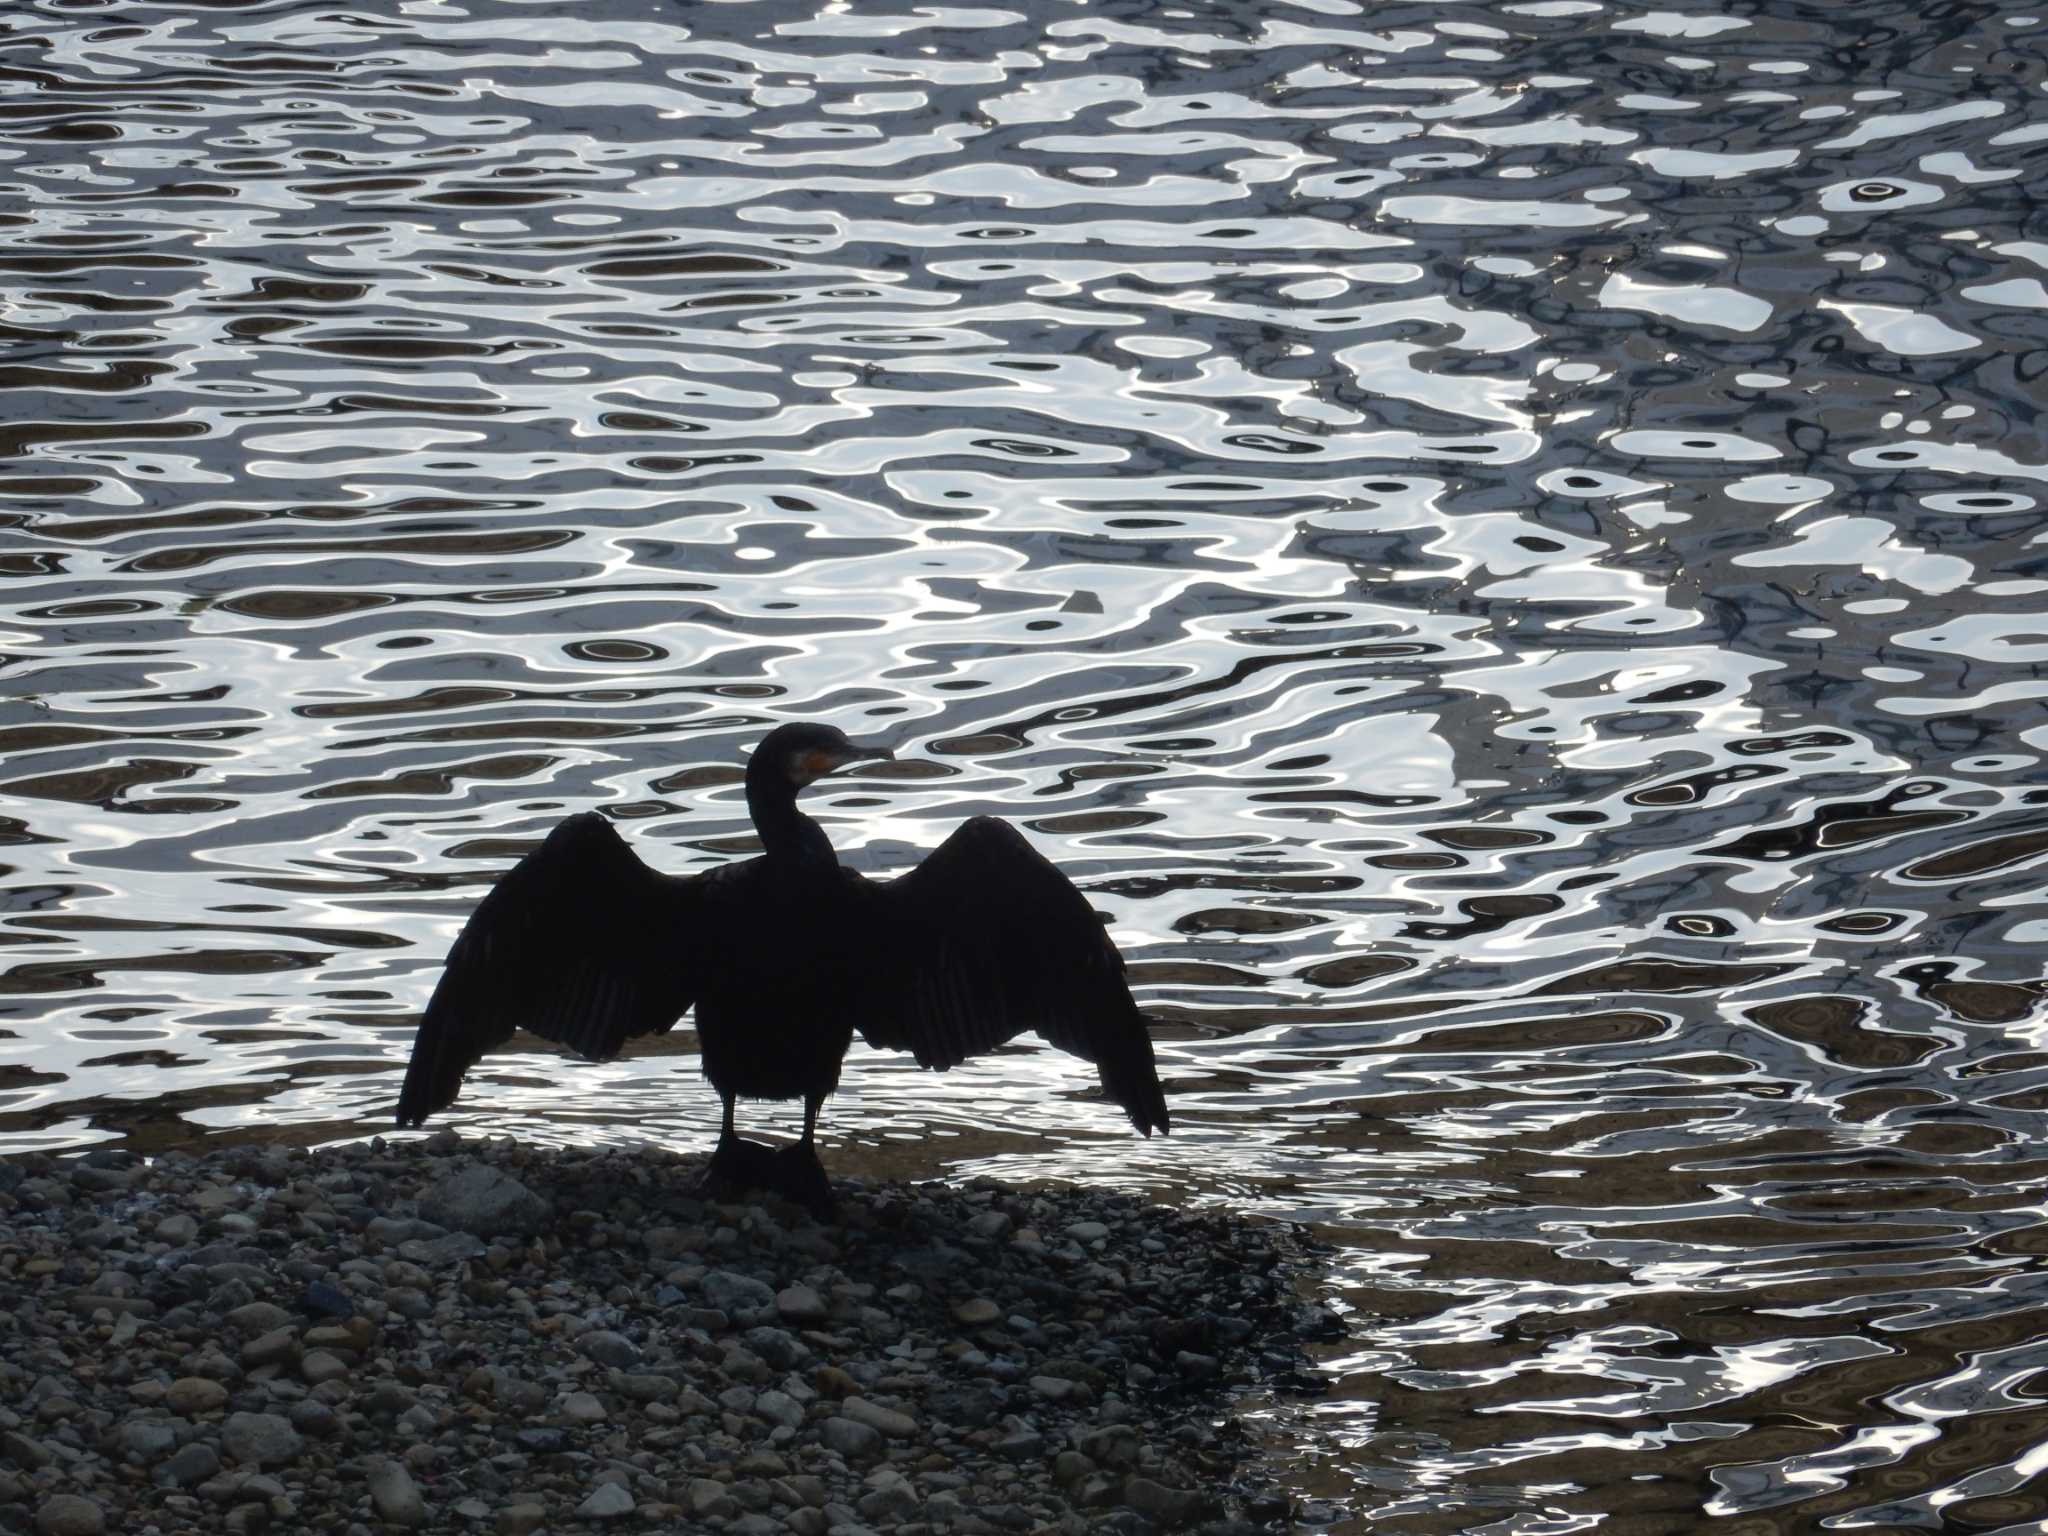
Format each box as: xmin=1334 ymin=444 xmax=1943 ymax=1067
xmin=0 ymin=1138 xmax=1320 ymax=1535
xmin=841 ymin=1396 xmax=918 ymax=1439
xmin=776 ymin=1283 xmax=828 ymax=1323
xmin=164 ymin=1376 xmax=228 ymax=1415
xmin=820 ymin=1416 xmax=884 ymax=1459
xmin=369 ymin=1459 xmax=426 ymax=1526
xmin=221 ymin=1411 xmax=302 ymax=1467
xmin=35 ymin=1495 xmax=104 ymax=1536
xmin=577 ymin=1483 xmax=635 ymax=1519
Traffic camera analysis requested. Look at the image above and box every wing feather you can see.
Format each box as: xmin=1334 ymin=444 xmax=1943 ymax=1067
xmin=854 ymin=817 xmax=1168 ymax=1135
xmin=394 ymin=812 xmax=704 ymax=1126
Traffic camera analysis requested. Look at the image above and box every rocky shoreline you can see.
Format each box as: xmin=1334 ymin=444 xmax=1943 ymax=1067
xmin=0 ymin=1134 xmax=1333 ymax=1535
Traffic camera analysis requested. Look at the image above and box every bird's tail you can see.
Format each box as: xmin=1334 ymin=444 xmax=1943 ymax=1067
xmin=1101 ymin=1008 xmax=1170 ymax=1136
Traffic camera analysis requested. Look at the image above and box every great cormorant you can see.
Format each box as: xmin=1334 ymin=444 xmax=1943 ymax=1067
xmin=394 ymin=723 xmax=1170 ymax=1208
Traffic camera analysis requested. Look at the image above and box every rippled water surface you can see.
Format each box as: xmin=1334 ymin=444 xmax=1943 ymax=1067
xmin=7 ymin=0 xmax=2048 ymax=1528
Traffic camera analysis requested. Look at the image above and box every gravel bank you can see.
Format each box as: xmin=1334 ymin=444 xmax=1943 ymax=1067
xmin=0 ymin=1134 xmax=1331 ymax=1535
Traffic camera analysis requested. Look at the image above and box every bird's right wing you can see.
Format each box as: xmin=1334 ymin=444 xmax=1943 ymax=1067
xmin=394 ymin=812 xmax=705 ymax=1126
xmin=851 ymin=816 xmax=1168 ymax=1135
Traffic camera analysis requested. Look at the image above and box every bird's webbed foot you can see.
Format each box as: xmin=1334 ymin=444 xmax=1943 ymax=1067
xmin=771 ymin=1141 xmax=834 ymax=1219
xmin=698 ymin=1136 xmax=834 ymax=1217
xmin=698 ymin=1135 xmax=782 ymax=1199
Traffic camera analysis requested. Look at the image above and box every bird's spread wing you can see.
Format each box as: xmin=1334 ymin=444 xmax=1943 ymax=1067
xmin=395 ymin=812 xmax=704 ymax=1126
xmin=852 ymin=816 xmax=1168 ymax=1135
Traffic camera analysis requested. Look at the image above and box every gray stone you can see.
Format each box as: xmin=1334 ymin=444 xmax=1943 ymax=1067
xmin=1124 ymin=1477 xmax=1205 ymax=1525
xmin=742 ymin=1325 xmax=807 ymax=1370
xmin=967 ymin=1210 xmax=1013 ymax=1239
xmin=156 ymin=1442 xmax=221 ymax=1487
xmin=369 ymin=1459 xmax=426 ymax=1526
xmin=687 ymin=1478 xmax=736 ymax=1519
xmin=224 ymin=1301 xmax=293 ymax=1334
xmin=164 ymin=1377 xmax=228 ymax=1416
xmin=754 ymin=1388 xmax=804 ymax=1429
xmin=775 ymin=1284 xmax=827 ymax=1324
xmin=559 ymin=1390 xmax=605 ymax=1423
xmin=818 ymin=1416 xmax=882 ymax=1459
xmin=841 ymin=1397 xmax=916 ymax=1439
xmin=154 ymin=1213 xmax=198 ymax=1245
xmin=301 ymin=1350 xmax=349 ymax=1386
xmin=577 ymin=1483 xmax=635 ymax=1520
xmin=242 ymin=1326 xmax=300 ymax=1368
xmin=496 ymin=1504 xmax=546 ymax=1536
xmin=419 ymin=1165 xmax=550 ymax=1239
xmin=34 ymin=1495 xmax=104 ymax=1536
xmin=577 ymin=1329 xmax=639 ymax=1368
xmin=394 ymin=1232 xmax=485 ymax=1266
xmin=995 ymin=1429 xmax=1044 ymax=1459
xmin=116 ymin=1418 xmax=179 ymax=1462
xmin=1066 ymin=1220 xmax=1110 ymax=1242
xmin=856 ymin=1482 xmax=920 ymax=1522
xmin=700 ymin=1269 xmax=775 ymax=1314
xmin=1077 ymin=1423 xmax=1140 ymax=1468
xmin=952 ymin=1298 xmax=1000 ymax=1326
xmin=1053 ymin=1449 xmax=1095 ymax=1487
xmin=221 ymin=1411 xmax=303 ymax=1467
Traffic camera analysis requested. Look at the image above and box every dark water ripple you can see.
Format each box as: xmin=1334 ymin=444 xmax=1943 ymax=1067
xmin=5 ymin=0 xmax=2048 ymax=1528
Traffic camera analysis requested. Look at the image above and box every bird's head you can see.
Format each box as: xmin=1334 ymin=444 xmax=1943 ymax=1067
xmin=753 ymin=722 xmax=894 ymax=788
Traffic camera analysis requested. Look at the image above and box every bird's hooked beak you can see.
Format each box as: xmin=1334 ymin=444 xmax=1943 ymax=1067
xmin=793 ymin=741 xmax=894 ymax=786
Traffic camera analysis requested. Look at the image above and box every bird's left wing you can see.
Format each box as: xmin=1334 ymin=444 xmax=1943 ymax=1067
xmin=395 ymin=812 xmax=706 ymax=1126
xmin=850 ymin=816 xmax=1168 ymax=1134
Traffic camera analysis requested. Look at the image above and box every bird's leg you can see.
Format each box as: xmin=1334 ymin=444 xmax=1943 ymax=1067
xmin=773 ymin=1091 xmax=833 ymax=1217
xmin=696 ymin=1097 xmax=774 ymax=1204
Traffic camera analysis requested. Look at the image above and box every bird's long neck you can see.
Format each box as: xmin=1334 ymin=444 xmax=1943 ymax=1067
xmin=746 ymin=764 xmax=836 ymax=865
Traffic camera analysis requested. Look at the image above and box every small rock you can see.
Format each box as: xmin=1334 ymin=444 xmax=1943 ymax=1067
xmin=164 ymin=1377 xmax=228 ymax=1416
xmin=419 ymin=1165 xmax=550 ymax=1239
xmin=577 ymin=1330 xmax=640 ymax=1369
xmin=242 ymin=1326 xmax=300 ymax=1368
xmin=577 ymin=1483 xmax=635 ymax=1520
xmin=1124 ymin=1476 xmax=1205 ymax=1526
xmin=117 ymin=1419 xmax=179 ymax=1463
xmin=842 ymin=1397 xmax=917 ymax=1439
xmin=369 ymin=1460 xmax=426 ymax=1526
xmin=221 ymin=1411 xmax=303 ymax=1467
xmin=157 ymin=1442 xmax=221 ymax=1487
xmin=35 ymin=1495 xmax=104 ymax=1536
xmin=856 ymin=1482 xmax=920 ymax=1522
xmin=301 ymin=1350 xmax=349 ymax=1386
xmin=1066 ymin=1219 xmax=1111 ymax=1242
xmin=559 ymin=1391 xmax=605 ymax=1424
xmin=967 ymin=1211 xmax=1012 ymax=1240
xmin=688 ymin=1478 xmax=737 ymax=1519
xmin=952 ymin=1298 xmax=1000 ymax=1327
xmin=224 ymin=1301 xmax=293 ymax=1334
xmin=395 ymin=1232 xmax=485 ymax=1267
xmin=995 ymin=1429 xmax=1044 ymax=1460
xmin=496 ymin=1504 xmax=546 ymax=1536
xmin=754 ymin=1389 xmax=803 ymax=1429
xmin=701 ymin=1270 xmax=775 ymax=1315
xmin=819 ymin=1417 xmax=882 ymax=1460
xmin=155 ymin=1214 xmax=198 ymax=1245
xmin=776 ymin=1284 xmax=828 ymax=1325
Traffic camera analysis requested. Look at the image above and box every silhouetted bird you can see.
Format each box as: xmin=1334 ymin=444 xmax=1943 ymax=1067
xmin=395 ymin=723 xmax=1169 ymax=1209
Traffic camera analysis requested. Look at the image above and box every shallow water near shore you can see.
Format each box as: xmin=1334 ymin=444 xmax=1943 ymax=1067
xmin=5 ymin=1 xmax=2048 ymax=1530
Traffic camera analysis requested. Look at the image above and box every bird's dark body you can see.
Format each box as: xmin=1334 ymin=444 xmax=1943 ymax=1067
xmin=692 ymin=861 xmax=860 ymax=1103
xmin=394 ymin=722 xmax=1169 ymax=1208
